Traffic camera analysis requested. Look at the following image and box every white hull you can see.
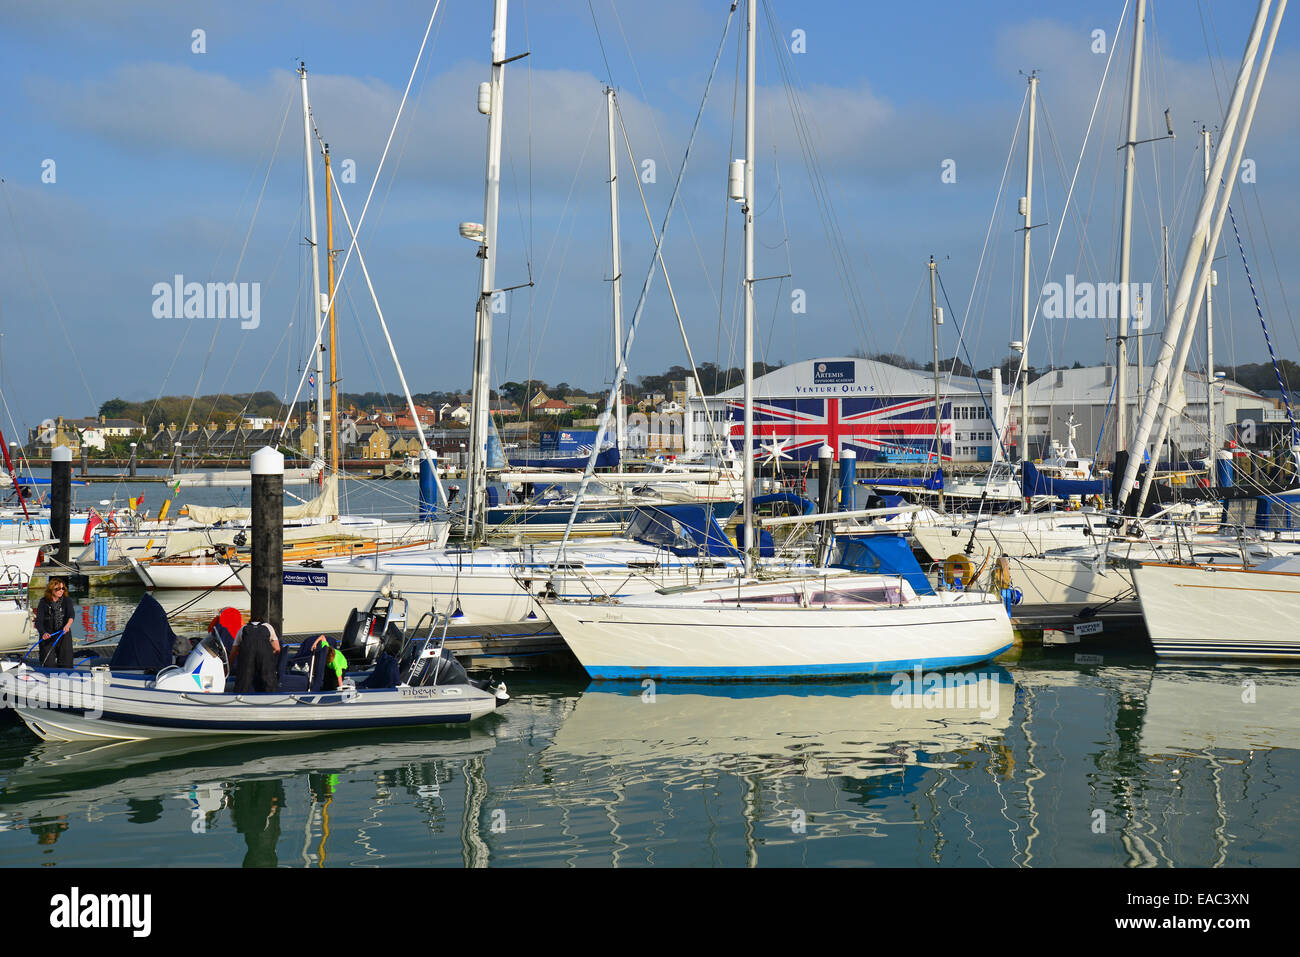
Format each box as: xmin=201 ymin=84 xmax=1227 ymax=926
xmin=1 ymin=668 xmax=504 ymax=742
xmin=275 ymin=546 xmax=750 ymax=635
xmin=544 ymin=580 xmax=1014 ymax=680
xmin=1135 ymin=562 xmax=1300 ymax=660
xmin=0 ymin=605 xmax=34 ymax=653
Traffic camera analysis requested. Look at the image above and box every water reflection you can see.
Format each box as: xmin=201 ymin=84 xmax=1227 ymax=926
xmin=0 ymin=663 xmax=1297 ymax=866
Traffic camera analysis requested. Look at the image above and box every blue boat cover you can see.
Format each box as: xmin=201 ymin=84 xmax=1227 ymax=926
xmin=832 ymin=534 xmax=934 ymax=595
xmin=110 ymin=593 xmax=181 ymax=671
xmin=1020 ymin=460 xmax=1108 ymax=499
xmin=628 ymin=504 xmax=741 ymax=558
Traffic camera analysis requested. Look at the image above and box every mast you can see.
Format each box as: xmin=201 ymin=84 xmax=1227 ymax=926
xmin=1018 ymin=73 xmax=1038 ymax=464
xmin=324 ymin=143 xmax=340 ymax=474
xmin=606 ymin=87 xmax=626 ymax=454
xmin=1116 ymin=0 xmax=1146 ymax=453
xmin=1202 ymin=125 xmax=1216 ymax=465
xmin=930 ymin=255 xmax=944 ymax=511
xmin=741 ymin=0 xmax=756 ymax=575
xmin=298 ymin=63 xmax=326 ymax=463
xmin=466 ymin=0 xmax=509 ymax=540
xmin=1119 ymin=0 xmax=1278 ymax=513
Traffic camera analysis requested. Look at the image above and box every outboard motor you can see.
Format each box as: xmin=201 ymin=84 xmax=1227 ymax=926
xmin=340 ymin=597 xmax=407 ymax=668
xmin=155 ymin=635 xmax=228 ymax=692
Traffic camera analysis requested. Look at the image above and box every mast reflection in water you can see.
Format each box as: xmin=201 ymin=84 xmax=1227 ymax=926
xmin=1 ymin=662 xmax=1298 ymax=867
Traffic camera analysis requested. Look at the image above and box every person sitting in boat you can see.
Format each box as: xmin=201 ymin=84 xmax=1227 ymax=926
xmin=34 ymin=578 xmax=75 ymax=669
xmin=307 ymin=635 xmax=347 ymax=691
xmin=232 ymin=619 xmax=281 ymax=693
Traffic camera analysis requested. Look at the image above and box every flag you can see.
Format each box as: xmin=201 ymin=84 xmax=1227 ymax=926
xmin=128 ymin=494 xmax=144 ymax=510
xmin=172 ymin=478 xmax=182 ymax=494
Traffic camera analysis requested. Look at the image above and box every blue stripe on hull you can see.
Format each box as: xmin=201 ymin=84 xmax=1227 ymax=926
xmin=583 ymin=644 xmax=1013 ymax=681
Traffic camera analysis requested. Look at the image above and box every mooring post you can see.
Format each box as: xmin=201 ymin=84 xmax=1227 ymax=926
xmin=839 ymin=447 xmax=856 ymax=512
xmin=251 ymin=446 xmax=284 ymax=638
xmin=817 ymin=444 xmax=835 ymax=515
xmin=129 ymin=442 xmax=137 ymax=478
xmin=51 ymin=446 xmax=72 ymax=566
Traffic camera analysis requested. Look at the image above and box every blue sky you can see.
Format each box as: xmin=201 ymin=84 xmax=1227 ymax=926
xmin=2 ymin=0 xmax=1297 ymax=436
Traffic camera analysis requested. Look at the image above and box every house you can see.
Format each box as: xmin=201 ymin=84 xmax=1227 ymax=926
xmin=534 ymin=398 xmax=570 ymax=417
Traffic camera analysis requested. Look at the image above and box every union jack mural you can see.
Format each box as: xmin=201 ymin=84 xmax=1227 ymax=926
xmin=727 ymin=396 xmax=953 ymax=462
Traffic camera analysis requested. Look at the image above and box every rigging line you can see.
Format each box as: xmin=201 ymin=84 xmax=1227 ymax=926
xmin=615 ymin=97 xmax=728 ymax=453
xmin=761 ymin=7 xmax=872 ymax=357
xmin=1249 ymin=188 xmax=1300 ymax=355
xmin=179 ymin=86 xmax=296 ymax=440
xmin=507 ymin=105 xmax=601 ymax=389
xmin=716 ymin=15 xmax=744 ymax=400
xmin=606 ymin=0 xmax=724 ymax=316
xmin=941 ymin=92 xmax=1026 ymax=401
xmin=280 ymin=0 xmax=443 ymax=442
xmin=587 ymin=0 xmax=616 ymax=91
xmin=198 ymin=98 xmax=300 ymax=431
xmin=147 ymin=81 xmax=298 ymax=440
xmin=936 ymin=267 xmax=1005 ymax=455
xmin=1001 ymin=0 xmax=1131 ymax=431
xmin=327 ymin=169 xmax=434 ymax=454
xmin=1227 ymin=200 xmax=1297 ymax=448
xmin=0 ymin=180 xmax=97 ymax=412
xmin=559 ymin=0 xmax=739 ymax=555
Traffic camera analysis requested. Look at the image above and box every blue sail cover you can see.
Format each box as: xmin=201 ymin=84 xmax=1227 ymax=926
xmin=832 ymin=534 xmax=934 ymax=595
xmin=628 ymin=504 xmax=741 ymax=558
xmin=109 ymin=593 xmax=180 ymax=671
xmin=1020 ymin=460 xmax=1108 ymax=499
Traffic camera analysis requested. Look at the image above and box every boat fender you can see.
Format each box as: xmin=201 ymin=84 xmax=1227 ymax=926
xmin=992 ymin=556 xmax=1012 ymax=591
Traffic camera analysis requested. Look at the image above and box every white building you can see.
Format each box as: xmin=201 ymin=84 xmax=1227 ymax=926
xmin=684 ymin=357 xmax=1007 ymax=464
xmin=1008 ymin=364 xmax=1267 ymax=462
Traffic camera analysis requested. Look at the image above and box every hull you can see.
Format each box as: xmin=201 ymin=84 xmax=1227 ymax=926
xmin=131 ymin=557 xmax=243 ymax=590
xmin=545 ymin=586 xmax=1014 ymax=680
xmin=1135 ymin=562 xmax=1300 ymax=660
xmin=912 ymin=514 xmax=1104 ymax=561
xmin=276 ymin=549 xmax=748 ymax=635
xmin=1001 ymin=554 xmax=1136 ymax=605
xmin=0 ymin=606 xmax=34 ymax=654
xmin=2 ymin=668 xmax=504 ymax=742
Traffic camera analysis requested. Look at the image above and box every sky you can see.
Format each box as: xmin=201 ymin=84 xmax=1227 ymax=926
xmin=2 ymin=0 xmax=1298 ymax=438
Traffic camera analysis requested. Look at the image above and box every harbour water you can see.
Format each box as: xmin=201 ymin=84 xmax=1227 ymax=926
xmin=3 ymin=652 xmax=1297 ymax=867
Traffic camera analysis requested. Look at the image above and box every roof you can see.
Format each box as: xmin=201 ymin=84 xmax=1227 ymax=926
xmin=1017 ymin=365 xmax=1263 ymax=405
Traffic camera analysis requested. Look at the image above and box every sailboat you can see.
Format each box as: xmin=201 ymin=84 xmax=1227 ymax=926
xmin=543 ymin=0 xmax=1012 ymax=681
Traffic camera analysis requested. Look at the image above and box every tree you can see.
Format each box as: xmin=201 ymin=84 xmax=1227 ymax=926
xmin=99 ymin=398 xmax=130 ymax=419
